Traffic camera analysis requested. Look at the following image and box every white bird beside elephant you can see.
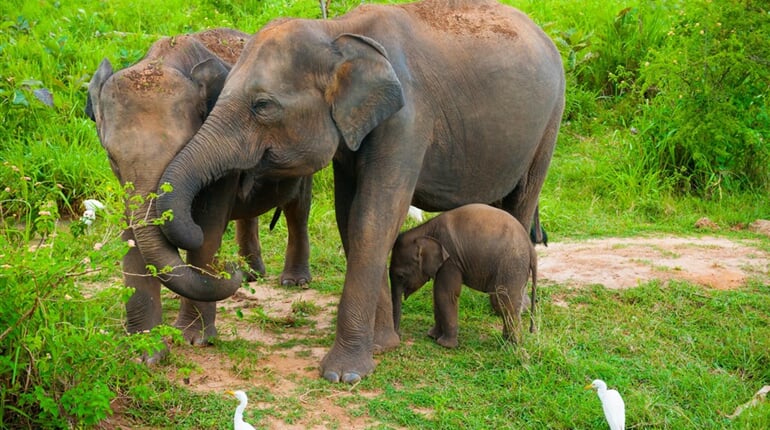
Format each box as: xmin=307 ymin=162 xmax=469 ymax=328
xmin=585 ymin=379 xmax=625 ymax=430
xmin=226 ymin=390 xmax=255 ymax=430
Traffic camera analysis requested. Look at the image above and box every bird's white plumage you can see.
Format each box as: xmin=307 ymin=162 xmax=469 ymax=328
xmin=226 ymin=390 xmax=255 ymax=430
xmin=586 ymin=379 xmax=625 ymax=430
xmin=407 ymin=205 xmax=424 ymax=222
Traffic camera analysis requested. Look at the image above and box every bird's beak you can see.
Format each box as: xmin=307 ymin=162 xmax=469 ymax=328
xmin=225 ymin=390 xmax=235 ymax=396
xmin=584 ymin=383 xmax=594 ymax=390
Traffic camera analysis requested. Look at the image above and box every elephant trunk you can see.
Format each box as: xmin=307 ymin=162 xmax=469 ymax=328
xmin=157 ymin=107 xmax=254 ymax=251
xmin=131 ymin=199 xmax=242 ymax=302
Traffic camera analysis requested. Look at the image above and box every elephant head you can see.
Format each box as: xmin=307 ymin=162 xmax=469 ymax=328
xmin=156 ymin=21 xmax=405 ymax=250
xmin=389 ymin=235 xmax=449 ymax=332
xmin=86 ymin=32 xmax=246 ymax=301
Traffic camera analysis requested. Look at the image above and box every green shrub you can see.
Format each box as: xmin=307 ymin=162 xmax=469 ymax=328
xmin=0 ymin=186 xmax=177 ymax=428
xmin=634 ymin=0 xmax=770 ymax=195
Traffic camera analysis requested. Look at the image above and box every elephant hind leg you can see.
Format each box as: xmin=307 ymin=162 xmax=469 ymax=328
xmin=278 ymin=176 xmax=313 ymax=287
xmin=500 ymin=97 xmax=563 ymax=245
xmin=494 ymin=285 xmax=523 ymax=345
xmin=236 ymin=217 xmax=265 ymax=281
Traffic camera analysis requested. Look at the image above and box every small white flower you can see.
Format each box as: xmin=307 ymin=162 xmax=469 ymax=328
xmin=94 ymin=242 xmax=104 ymax=250
xmin=127 ymin=239 xmax=136 ymax=248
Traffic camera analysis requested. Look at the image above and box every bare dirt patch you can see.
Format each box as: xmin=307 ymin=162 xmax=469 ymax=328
xmin=538 ymin=235 xmax=770 ymax=290
xmin=105 ymin=234 xmax=769 ymax=429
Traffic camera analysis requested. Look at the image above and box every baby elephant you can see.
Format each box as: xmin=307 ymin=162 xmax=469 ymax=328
xmin=390 ymin=204 xmax=537 ymax=348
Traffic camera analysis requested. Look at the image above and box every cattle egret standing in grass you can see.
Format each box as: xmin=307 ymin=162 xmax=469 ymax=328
xmin=585 ymin=379 xmax=625 ymax=430
xmin=226 ymin=390 xmax=255 ymax=430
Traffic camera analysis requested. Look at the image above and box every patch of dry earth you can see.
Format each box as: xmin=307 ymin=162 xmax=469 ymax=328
xmin=538 ymin=236 xmax=770 ymax=290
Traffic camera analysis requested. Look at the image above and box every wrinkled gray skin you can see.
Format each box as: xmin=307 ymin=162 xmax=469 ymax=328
xmin=86 ymin=29 xmax=312 ymax=359
xmin=156 ymin=0 xmax=564 ymax=381
xmin=390 ymin=204 xmax=537 ymax=348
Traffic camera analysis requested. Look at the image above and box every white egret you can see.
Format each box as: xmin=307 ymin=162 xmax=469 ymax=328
xmin=83 ymin=199 xmax=105 ymax=212
xmin=407 ymin=205 xmax=424 ymax=222
xmin=585 ymin=379 xmax=625 ymax=430
xmin=81 ymin=199 xmax=105 ymax=226
xmin=226 ymin=390 xmax=255 ymax=430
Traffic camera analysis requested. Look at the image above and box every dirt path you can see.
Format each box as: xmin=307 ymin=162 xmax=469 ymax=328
xmin=105 ymin=232 xmax=770 ymax=429
xmin=538 ymin=235 xmax=770 ymax=290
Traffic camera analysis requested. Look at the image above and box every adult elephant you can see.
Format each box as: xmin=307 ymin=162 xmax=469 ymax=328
xmin=157 ymin=0 xmax=564 ymax=381
xmin=86 ymin=28 xmax=312 ymax=357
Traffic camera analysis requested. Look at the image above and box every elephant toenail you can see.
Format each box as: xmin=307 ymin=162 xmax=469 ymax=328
xmin=342 ymin=372 xmax=361 ymax=384
xmin=323 ymin=371 xmax=341 ymax=383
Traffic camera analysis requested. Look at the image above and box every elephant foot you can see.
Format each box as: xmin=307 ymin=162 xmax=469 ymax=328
xmin=428 ymin=326 xmax=458 ymax=348
xmin=245 ymin=257 xmax=267 ymax=282
xmin=373 ymin=327 xmax=400 ymax=354
xmin=436 ymin=336 xmax=459 ymax=348
xmin=427 ymin=325 xmax=442 ymax=340
xmin=280 ymin=267 xmax=312 ymax=287
xmin=173 ymin=317 xmax=217 ymax=346
xmin=141 ymin=345 xmax=170 ymax=366
xmin=320 ymin=342 xmax=375 ymax=384
xmin=502 ymin=328 xmax=522 ymax=345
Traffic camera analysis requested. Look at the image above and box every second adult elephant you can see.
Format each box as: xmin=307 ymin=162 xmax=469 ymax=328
xmin=157 ymin=0 xmax=564 ymax=381
xmin=86 ymin=28 xmax=312 ymax=354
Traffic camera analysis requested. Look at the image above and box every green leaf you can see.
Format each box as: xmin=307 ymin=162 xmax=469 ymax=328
xmin=12 ymin=90 xmax=28 ymax=106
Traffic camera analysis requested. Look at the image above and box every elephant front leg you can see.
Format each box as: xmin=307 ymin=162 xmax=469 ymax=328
xmin=430 ymin=266 xmax=463 ymax=348
xmin=122 ymin=242 xmax=165 ymax=364
xmin=373 ymin=270 xmax=400 ymax=354
xmin=174 ymin=299 xmax=217 ymax=345
xmin=181 ymin=204 xmax=229 ymax=345
xmin=320 ymin=162 xmax=406 ymax=383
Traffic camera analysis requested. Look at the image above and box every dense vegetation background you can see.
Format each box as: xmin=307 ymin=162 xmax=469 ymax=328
xmin=1 ymin=0 xmax=768 ymax=428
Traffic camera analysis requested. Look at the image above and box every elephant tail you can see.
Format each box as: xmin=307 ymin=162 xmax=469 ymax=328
xmin=529 ymin=246 xmax=537 ymax=334
xmin=529 ymin=204 xmax=548 ymax=246
xmin=269 ymin=207 xmax=283 ymax=231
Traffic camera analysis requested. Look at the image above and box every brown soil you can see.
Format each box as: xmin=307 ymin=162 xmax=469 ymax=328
xmin=102 ymin=234 xmax=770 ymax=429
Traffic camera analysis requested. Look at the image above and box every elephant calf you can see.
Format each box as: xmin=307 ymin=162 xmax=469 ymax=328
xmin=390 ymin=204 xmax=537 ymax=348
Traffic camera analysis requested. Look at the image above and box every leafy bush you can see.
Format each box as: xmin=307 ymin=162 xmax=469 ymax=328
xmin=0 ymin=185 xmax=177 ymax=428
xmin=633 ymin=1 xmax=770 ymax=195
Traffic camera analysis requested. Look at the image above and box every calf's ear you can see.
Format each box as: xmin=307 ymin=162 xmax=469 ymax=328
xmin=416 ymin=236 xmax=449 ymax=279
xmin=191 ymin=57 xmax=230 ymax=115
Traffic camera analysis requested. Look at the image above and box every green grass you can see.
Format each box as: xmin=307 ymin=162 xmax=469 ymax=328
xmin=2 ymin=0 xmax=770 ymax=428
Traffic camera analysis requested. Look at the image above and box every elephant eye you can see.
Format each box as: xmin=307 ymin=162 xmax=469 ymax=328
xmin=251 ymin=99 xmax=270 ymax=112
xmin=250 ymin=98 xmax=277 ymax=116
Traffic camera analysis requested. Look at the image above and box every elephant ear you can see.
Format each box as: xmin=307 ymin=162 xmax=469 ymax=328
xmin=85 ymin=58 xmax=113 ymax=122
xmin=329 ymin=33 xmax=405 ymax=151
xmin=416 ymin=236 xmax=450 ymax=279
xmin=190 ymin=57 xmax=231 ymax=115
